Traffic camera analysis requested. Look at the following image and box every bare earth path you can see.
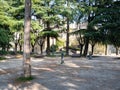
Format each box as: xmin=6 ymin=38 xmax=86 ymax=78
xmin=0 ymin=56 xmax=120 ymax=90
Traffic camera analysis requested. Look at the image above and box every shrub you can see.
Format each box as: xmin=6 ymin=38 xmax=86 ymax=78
xmin=50 ymin=45 xmax=58 ymax=52
xmin=16 ymin=76 xmax=34 ymax=82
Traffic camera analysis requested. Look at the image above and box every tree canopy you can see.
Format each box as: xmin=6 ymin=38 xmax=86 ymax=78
xmin=0 ymin=0 xmax=120 ymax=55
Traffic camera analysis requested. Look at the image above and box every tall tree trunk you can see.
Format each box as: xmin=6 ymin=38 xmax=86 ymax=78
xmin=19 ymin=45 xmax=22 ymax=52
xmin=46 ymin=36 xmax=50 ymax=55
xmin=91 ymin=44 xmax=95 ymax=55
xmin=40 ymin=45 xmax=43 ymax=55
xmin=23 ymin=0 xmax=31 ymax=78
xmin=7 ymin=44 xmax=9 ymax=51
xmin=15 ymin=43 xmax=17 ymax=54
xmin=83 ymin=38 xmax=89 ymax=56
xmin=105 ymin=44 xmax=108 ymax=55
xmin=116 ymin=47 xmax=119 ymax=55
xmin=80 ymin=44 xmax=84 ymax=56
xmin=66 ymin=18 xmax=69 ymax=56
xmin=31 ymin=45 xmax=34 ymax=53
xmin=46 ymin=17 xmax=50 ymax=55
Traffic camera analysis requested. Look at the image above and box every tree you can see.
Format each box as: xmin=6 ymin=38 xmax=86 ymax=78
xmin=90 ymin=0 xmax=120 ymax=55
xmin=30 ymin=20 xmax=42 ymax=53
xmin=0 ymin=0 xmax=12 ymax=51
xmin=83 ymin=0 xmax=97 ymax=56
xmin=60 ymin=0 xmax=77 ymax=56
xmin=37 ymin=36 xmax=45 ymax=55
xmin=33 ymin=0 xmax=65 ymax=55
xmin=86 ymin=25 xmax=101 ymax=55
xmin=71 ymin=29 xmax=85 ymax=56
xmin=23 ymin=0 xmax=31 ymax=77
xmin=7 ymin=0 xmax=24 ymax=53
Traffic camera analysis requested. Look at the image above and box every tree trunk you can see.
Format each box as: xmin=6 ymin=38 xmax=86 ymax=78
xmin=31 ymin=45 xmax=35 ymax=53
xmin=116 ymin=47 xmax=119 ymax=55
xmin=66 ymin=18 xmax=69 ymax=56
xmin=46 ymin=15 xmax=50 ymax=55
xmin=7 ymin=44 xmax=9 ymax=51
xmin=80 ymin=44 xmax=84 ymax=56
xmin=15 ymin=43 xmax=18 ymax=54
xmin=105 ymin=44 xmax=107 ymax=55
xmin=83 ymin=38 xmax=89 ymax=56
xmin=23 ymin=0 xmax=31 ymax=78
xmin=91 ymin=44 xmax=95 ymax=55
xmin=40 ymin=45 xmax=43 ymax=55
xmin=46 ymin=36 xmax=50 ymax=55
xmin=19 ymin=45 xmax=22 ymax=52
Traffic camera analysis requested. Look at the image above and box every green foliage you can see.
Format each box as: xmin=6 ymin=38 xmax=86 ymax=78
xmin=41 ymin=30 xmax=59 ymax=38
xmin=0 ymin=0 xmax=120 ymax=54
xmin=90 ymin=0 xmax=120 ymax=47
xmin=0 ymin=51 xmax=8 ymax=55
xmin=50 ymin=44 xmax=58 ymax=52
xmin=16 ymin=76 xmax=34 ymax=82
xmin=0 ymin=51 xmax=19 ymax=55
xmin=0 ymin=29 xmax=11 ymax=50
xmin=56 ymin=38 xmax=65 ymax=47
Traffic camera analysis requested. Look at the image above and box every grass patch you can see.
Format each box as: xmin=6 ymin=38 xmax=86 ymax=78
xmin=16 ymin=76 xmax=34 ymax=82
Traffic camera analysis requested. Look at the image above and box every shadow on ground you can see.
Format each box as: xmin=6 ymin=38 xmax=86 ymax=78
xmin=0 ymin=56 xmax=120 ymax=90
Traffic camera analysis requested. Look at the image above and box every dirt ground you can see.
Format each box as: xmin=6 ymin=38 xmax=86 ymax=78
xmin=0 ymin=55 xmax=120 ymax=90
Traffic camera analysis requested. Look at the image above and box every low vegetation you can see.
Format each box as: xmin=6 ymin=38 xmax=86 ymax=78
xmin=16 ymin=76 xmax=34 ymax=82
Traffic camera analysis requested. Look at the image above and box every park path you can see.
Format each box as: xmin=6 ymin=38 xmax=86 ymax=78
xmin=0 ymin=56 xmax=120 ymax=90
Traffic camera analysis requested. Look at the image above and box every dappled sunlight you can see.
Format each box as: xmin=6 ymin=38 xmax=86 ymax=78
xmin=59 ymin=76 xmax=68 ymax=79
xmin=7 ymin=83 xmax=49 ymax=90
xmin=73 ymin=78 xmax=87 ymax=82
xmin=65 ymin=62 xmax=80 ymax=68
xmin=31 ymin=58 xmax=44 ymax=62
xmin=0 ymin=68 xmax=21 ymax=75
xmin=0 ymin=56 xmax=120 ymax=90
xmin=80 ymin=65 xmax=94 ymax=69
xmin=58 ymin=76 xmax=86 ymax=82
xmin=0 ymin=60 xmax=8 ymax=63
xmin=32 ymin=67 xmax=55 ymax=72
xmin=0 ymin=69 xmax=7 ymax=74
xmin=30 ymin=83 xmax=49 ymax=90
xmin=62 ymin=82 xmax=78 ymax=88
xmin=8 ymin=84 xmax=18 ymax=90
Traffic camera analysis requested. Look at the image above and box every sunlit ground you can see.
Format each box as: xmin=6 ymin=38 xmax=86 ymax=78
xmin=0 ymin=55 xmax=120 ymax=90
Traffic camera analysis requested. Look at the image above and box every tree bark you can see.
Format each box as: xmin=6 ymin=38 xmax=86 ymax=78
xmin=19 ymin=45 xmax=22 ymax=52
xmin=83 ymin=38 xmax=89 ymax=56
xmin=46 ymin=36 xmax=50 ymax=55
xmin=105 ymin=44 xmax=108 ymax=55
xmin=116 ymin=47 xmax=119 ymax=55
xmin=31 ymin=45 xmax=35 ymax=53
xmin=46 ymin=17 xmax=50 ymax=55
xmin=91 ymin=44 xmax=95 ymax=55
xmin=80 ymin=44 xmax=84 ymax=56
xmin=40 ymin=45 xmax=43 ymax=55
xmin=66 ymin=18 xmax=69 ymax=56
xmin=15 ymin=43 xmax=18 ymax=54
xmin=23 ymin=0 xmax=31 ymax=78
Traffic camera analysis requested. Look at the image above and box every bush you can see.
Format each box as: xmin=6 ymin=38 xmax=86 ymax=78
xmin=0 ymin=51 xmax=8 ymax=55
xmin=0 ymin=50 xmax=23 ymax=55
xmin=50 ymin=45 xmax=58 ymax=52
xmin=16 ymin=76 xmax=34 ymax=82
